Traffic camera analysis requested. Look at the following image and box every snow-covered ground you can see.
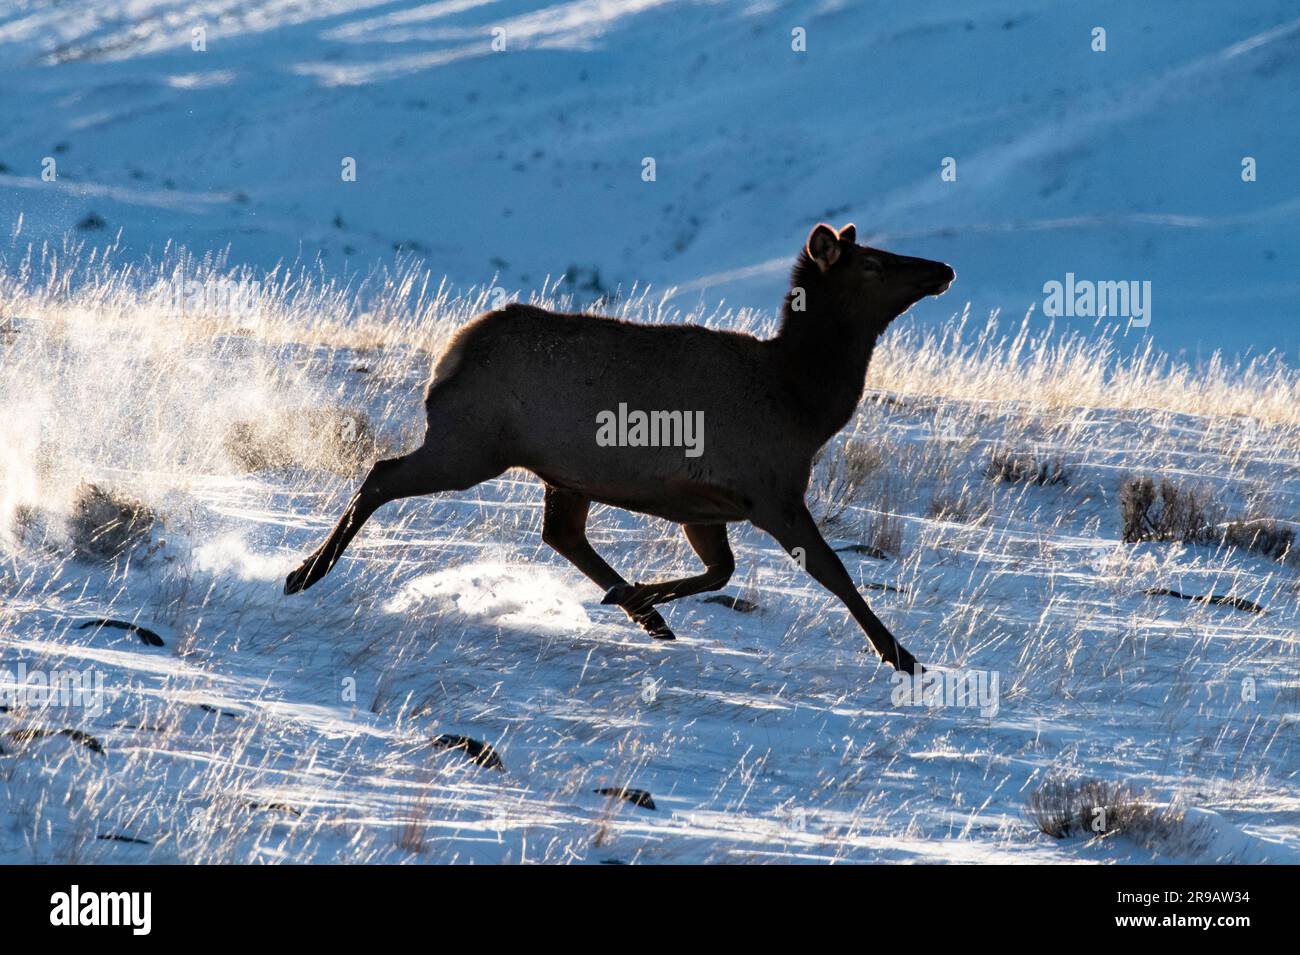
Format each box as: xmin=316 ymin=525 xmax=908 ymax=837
xmin=0 ymin=255 xmax=1296 ymax=863
xmin=0 ymin=0 xmax=1297 ymax=865
xmin=1 ymin=0 xmax=1298 ymax=361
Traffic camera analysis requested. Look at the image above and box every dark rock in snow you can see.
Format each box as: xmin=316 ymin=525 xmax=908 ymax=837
xmin=4 ymin=727 xmax=104 ymax=754
xmin=431 ymin=734 xmax=504 ymax=771
xmin=78 ymin=617 xmax=165 ymax=646
xmin=97 ymin=833 xmax=151 ymax=845
xmin=834 ymin=543 xmax=890 ymax=560
xmin=700 ymin=594 xmax=759 ymax=613
xmin=1144 ymin=587 xmax=1264 ymax=614
xmin=198 ymin=704 xmax=241 ymax=719
xmin=594 ymin=787 xmax=656 ymax=810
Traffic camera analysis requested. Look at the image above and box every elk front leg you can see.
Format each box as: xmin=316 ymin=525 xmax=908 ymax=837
xmin=601 ymin=523 xmax=734 ymax=612
xmin=754 ymin=502 xmax=918 ymax=672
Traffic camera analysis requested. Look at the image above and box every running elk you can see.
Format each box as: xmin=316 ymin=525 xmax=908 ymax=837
xmin=285 ymin=223 xmax=953 ymax=672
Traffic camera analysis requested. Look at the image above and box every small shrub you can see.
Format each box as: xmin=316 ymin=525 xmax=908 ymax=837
xmin=1120 ymin=476 xmax=1220 ymax=544
xmin=813 ymin=439 xmax=909 ymax=555
xmin=223 ymin=406 xmax=379 ymax=477
xmin=222 ymin=420 xmax=290 ymax=472
xmin=1121 ymin=475 xmax=1294 ymax=563
xmin=1026 ymin=777 xmax=1186 ymax=847
xmin=10 ymin=503 xmax=42 ymax=544
xmin=308 ymin=407 xmax=379 ymax=476
xmin=68 ymin=481 xmax=155 ymax=561
xmin=985 ymin=447 xmax=1068 ymax=486
xmin=1219 ymin=518 xmax=1294 ymax=563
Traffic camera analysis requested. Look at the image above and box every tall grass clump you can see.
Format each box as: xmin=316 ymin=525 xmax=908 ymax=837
xmin=870 ymin=305 xmax=1300 ymax=427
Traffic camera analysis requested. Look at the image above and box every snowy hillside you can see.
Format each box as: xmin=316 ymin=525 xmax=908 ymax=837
xmin=0 ymin=254 xmax=1297 ymax=864
xmin=0 ymin=0 xmax=1297 ymax=361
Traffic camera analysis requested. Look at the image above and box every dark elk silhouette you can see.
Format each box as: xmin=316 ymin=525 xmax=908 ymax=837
xmin=286 ymin=223 xmax=954 ymax=673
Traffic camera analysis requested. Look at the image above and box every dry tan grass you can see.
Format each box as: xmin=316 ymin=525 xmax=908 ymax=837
xmin=812 ymin=439 xmax=885 ymax=527
xmin=871 ymin=304 xmax=1300 ymax=427
xmin=4 ymin=241 xmax=1298 ymax=430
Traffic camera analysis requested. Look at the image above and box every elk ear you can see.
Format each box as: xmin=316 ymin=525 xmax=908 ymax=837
xmin=838 ymin=223 xmax=856 ymax=245
xmin=806 ymin=223 xmax=841 ymax=271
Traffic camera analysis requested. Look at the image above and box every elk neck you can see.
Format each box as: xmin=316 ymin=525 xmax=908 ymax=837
xmin=772 ymin=254 xmax=884 ymax=446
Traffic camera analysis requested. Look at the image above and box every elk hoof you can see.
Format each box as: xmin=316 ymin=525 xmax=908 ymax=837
xmin=643 ymin=624 xmax=675 ymax=641
xmin=617 ymin=604 xmax=675 ymax=641
xmin=603 ymin=587 xmax=675 ymax=639
xmin=890 ymin=645 xmax=922 ymax=675
xmin=642 ymin=621 xmax=676 ymax=641
xmin=284 ymin=556 xmax=325 ymax=595
xmin=283 ymin=565 xmax=309 ymax=595
xmin=635 ymin=608 xmax=675 ymax=641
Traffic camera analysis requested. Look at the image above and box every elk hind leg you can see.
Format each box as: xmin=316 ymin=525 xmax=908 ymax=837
xmin=285 ymin=442 xmax=502 ymax=595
